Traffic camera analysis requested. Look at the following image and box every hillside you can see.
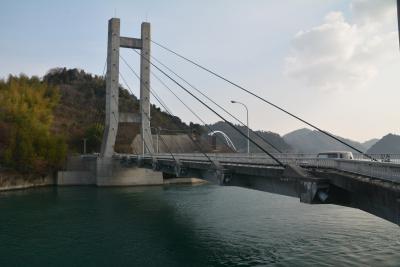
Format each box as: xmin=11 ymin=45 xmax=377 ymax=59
xmin=207 ymin=121 xmax=292 ymax=153
xmin=362 ymin=138 xmax=379 ymax=151
xmin=0 ymin=68 xmax=202 ymax=174
xmin=45 ymin=68 xmax=192 ymax=154
xmin=283 ymin=128 xmax=367 ymax=154
xmin=367 ymin=134 xmax=400 ymax=154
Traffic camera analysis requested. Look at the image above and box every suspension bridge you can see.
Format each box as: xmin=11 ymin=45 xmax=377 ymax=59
xmin=58 ymin=18 xmax=400 ymax=226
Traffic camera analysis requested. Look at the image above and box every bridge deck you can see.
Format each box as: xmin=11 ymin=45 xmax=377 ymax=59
xmin=117 ymin=153 xmax=400 ymax=183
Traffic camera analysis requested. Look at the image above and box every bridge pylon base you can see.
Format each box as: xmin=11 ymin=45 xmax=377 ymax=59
xmin=96 ymin=157 xmax=163 ymax=186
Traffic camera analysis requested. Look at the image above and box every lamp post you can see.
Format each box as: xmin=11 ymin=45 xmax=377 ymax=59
xmin=150 ymin=127 xmax=161 ymax=153
xmin=156 ymin=127 xmax=160 ymax=153
xmin=231 ymin=100 xmax=249 ymax=154
xmin=83 ymin=138 xmax=87 ymax=154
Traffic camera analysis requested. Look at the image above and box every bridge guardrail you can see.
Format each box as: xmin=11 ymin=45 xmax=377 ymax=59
xmin=333 ymin=160 xmax=400 ymax=182
xmin=132 ymin=153 xmax=400 ymax=183
xmin=352 ymin=154 xmax=400 ymax=164
xmin=136 ymin=152 xmax=400 ymax=161
xmin=281 ymin=157 xmax=400 ymax=182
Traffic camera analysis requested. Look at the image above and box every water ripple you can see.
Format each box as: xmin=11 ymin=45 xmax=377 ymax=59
xmin=0 ymin=185 xmax=399 ymax=266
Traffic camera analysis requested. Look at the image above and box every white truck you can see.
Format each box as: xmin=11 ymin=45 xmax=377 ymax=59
xmin=316 ymin=151 xmax=354 ymax=160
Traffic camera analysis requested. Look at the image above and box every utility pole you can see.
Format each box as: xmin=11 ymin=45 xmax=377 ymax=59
xmin=156 ymin=128 xmax=160 ymax=153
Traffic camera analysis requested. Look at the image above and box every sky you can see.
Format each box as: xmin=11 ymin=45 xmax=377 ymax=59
xmin=0 ymin=0 xmax=398 ymax=142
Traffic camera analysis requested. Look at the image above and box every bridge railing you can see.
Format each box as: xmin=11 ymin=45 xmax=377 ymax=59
xmin=150 ymin=153 xmax=281 ymax=165
xmin=352 ymin=153 xmax=400 ymax=164
xmin=130 ymin=152 xmax=400 ymax=162
xmin=279 ymin=157 xmax=400 ymax=182
xmin=133 ymin=152 xmax=400 ymax=182
xmin=332 ymin=160 xmax=400 ymax=182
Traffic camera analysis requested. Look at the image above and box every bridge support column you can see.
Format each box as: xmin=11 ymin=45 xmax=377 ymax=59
xmin=140 ymin=22 xmax=154 ymax=154
xmin=97 ymin=18 xmax=160 ymax=184
xmin=101 ymin=18 xmax=120 ymax=157
xmin=101 ymin=18 xmax=155 ymax=157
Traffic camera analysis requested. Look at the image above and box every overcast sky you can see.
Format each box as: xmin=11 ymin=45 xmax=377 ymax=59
xmin=0 ymin=0 xmax=398 ymax=142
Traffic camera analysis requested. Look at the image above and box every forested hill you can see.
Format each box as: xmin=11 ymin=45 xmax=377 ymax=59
xmin=44 ymin=68 xmax=192 ymax=154
xmin=367 ymin=134 xmax=400 ymax=154
xmin=207 ymin=121 xmax=292 ymax=153
xmin=0 ymin=68 xmax=194 ymax=174
xmin=283 ymin=128 xmax=368 ymax=154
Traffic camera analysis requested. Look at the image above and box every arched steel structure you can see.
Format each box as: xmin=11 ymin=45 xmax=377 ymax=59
xmin=208 ymin=131 xmax=237 ymax=152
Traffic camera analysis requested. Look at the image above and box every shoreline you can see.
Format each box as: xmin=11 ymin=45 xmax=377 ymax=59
xmin=163 ymin=177 xmax=208 ymax=185
xmin=0 ymin=175 xmax=55 ymax=192
xmin=0 ymin=172 xmax=207 ymax=192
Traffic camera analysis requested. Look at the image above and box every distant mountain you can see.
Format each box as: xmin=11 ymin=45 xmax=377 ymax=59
xmin=367 ymin=134 xmax=400 ymax=154
xmin=362 ymin=138 xmax=379 ymax=151
xmin=283 ymin=128 xmax=367 ymax=154
xmin=207 ymin=121 xmax=292 ymax=153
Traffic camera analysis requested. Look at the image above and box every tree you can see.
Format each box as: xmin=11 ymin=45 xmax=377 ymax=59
xmin=84 ymin=124 xmax=104 ymax=153
xmin=0 ymin=75 xmax=66 ymax=174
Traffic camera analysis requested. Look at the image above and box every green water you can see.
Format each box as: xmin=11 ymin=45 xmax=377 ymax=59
xmin=0 ymin=185 xmax=399 ymax=266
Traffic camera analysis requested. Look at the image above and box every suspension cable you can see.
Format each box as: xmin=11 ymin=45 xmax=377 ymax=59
xmin=121 ymin=58 xmax=214 ymax=165
xmin=152 ymin=40 xmax=375 ymax=161
xmin=119 ymin=72 xmax=176 ymax=161
xmin=119 ymin=73 xmax=155 ymax=157
xmin=123 ymin=61 xmax=216 ymax=167
xmin=149 ymin=53 xmax=282 ymax=153
xmin=120 ymin=72 xmax=184 ymax=154
xmin=120 ymin=55 xmax=218 ymax=168
xmin=120 ymin=63 xmax=188 ymax=154
xmin=150 ymin=69 xmax=236 ymax=153
xmin=93 ymin=58 xmax=108 ymax=152
xmin=140 ymin=56 xmax=284 ymax=167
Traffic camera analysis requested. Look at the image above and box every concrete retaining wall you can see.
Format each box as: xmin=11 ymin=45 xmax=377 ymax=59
xmin=0 ymin=174 xmax=54 ymax=191
xmin=57 ymin=171 xmax=96 ymax=185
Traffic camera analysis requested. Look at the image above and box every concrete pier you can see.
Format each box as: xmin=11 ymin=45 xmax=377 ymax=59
xmin=57 ymin=156 xmax=163 ymax=186
xmin=96 ymin=157 xmax=163 ymax=186
xmin=56 ymin=156 xmax=206 ymax=187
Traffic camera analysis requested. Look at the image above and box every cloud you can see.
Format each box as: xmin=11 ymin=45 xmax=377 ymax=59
xmin=285 ymin=0 xmax=398 ymax=91
xmin=351 ymin=0 xmax=396 ymax=26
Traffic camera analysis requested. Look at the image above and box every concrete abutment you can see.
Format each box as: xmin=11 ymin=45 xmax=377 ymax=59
xmin=57 ymin=156 xmax=206 ymax=187
xmin=57 ymin=156 xmax=163 ymax=186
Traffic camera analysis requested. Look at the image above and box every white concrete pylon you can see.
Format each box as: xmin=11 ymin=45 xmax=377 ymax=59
xmin=101 ymin=18 xmax=154 ymax=157
xmin=101 ymin=18 xmax=120 ymax=158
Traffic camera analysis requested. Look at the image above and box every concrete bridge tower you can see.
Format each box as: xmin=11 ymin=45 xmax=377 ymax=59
xmin=100 ymin=18 xmax=154 ymax=157
xmin=95 ymin=18 xmax=161 ymax=186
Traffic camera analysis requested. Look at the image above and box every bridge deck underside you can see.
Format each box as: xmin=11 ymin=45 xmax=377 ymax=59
xmin=310 ymin=168 xmax=400 ymax=226
xmin=116 ymin=153 xmax=400 ymax=226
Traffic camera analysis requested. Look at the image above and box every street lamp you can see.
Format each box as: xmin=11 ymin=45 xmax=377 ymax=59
xmin=231 ymin=100 xmax=249 ymax=154
xmin=83 ymin=138 xmax=87 ymax=154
